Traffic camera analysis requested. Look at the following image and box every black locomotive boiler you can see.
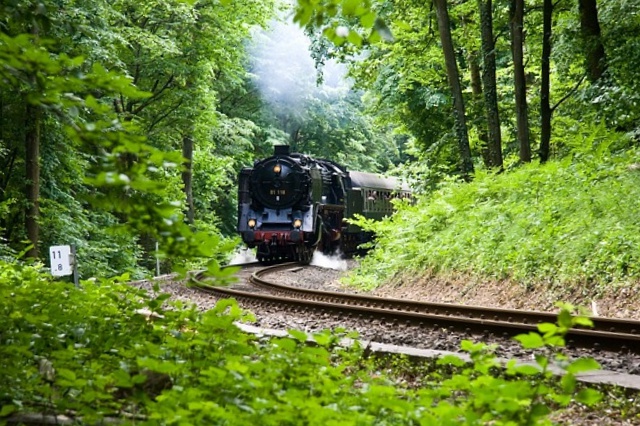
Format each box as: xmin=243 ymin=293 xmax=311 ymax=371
xmin=237 ymin=145 xmax=410 ymax=264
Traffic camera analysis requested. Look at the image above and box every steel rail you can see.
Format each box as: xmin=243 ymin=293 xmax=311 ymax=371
xmin=198 ymin=264 xmax=640 ymax=353
xmin=249 ymin=263 xmax=640 ymax=338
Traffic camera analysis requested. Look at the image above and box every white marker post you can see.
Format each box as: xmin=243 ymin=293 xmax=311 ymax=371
xmin=49 ymin=245 xmax=79 ymax=287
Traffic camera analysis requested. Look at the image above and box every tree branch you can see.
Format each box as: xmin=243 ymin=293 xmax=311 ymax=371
xmin=146 ymin=100 xmax=184 ymax=133
xmin=132 ymin=75 xmax=174 ymax=115
xmin=551 ymin=73 xmax=586 ymax=112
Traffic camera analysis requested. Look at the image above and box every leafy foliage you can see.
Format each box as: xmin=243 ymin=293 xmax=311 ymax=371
xmin=246 ymin=19 xmax=404 ymax=173
xmin=346 ymin=140 xmax=640 ymax=290
xmin=0 ymin=0 xmax=277 ymax=275
xmin=0 ymin=262 xmax=603 ymax=424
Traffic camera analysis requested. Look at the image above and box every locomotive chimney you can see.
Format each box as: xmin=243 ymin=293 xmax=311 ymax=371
xmin=274 ymin=145 xmax=290 ymax=156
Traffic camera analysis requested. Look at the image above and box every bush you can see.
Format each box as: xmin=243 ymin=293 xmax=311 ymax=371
xmin=346 ymin=147 xmax=640 ymax=290
xmin=1 ymin=261 xmax=602 ymax=425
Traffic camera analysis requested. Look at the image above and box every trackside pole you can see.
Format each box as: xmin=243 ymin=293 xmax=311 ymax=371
xmin=156 ymin=241 xmax=160 ymax=277
xmin=71 ymin=244 xmax=79 ymax=287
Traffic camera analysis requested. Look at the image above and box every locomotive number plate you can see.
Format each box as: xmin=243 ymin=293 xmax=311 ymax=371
xmin=270 ymin=189 xmax=287 ymax=195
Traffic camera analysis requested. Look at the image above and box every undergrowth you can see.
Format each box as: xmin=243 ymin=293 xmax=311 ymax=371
xmin=0 ymin=262 xmax=609 ymax=425
xmin=345 ymin=146 xmax=640 ymax=291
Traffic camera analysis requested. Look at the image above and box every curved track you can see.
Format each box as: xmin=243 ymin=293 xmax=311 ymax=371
xmin=195 ymin=263 xmax=640 ymax=355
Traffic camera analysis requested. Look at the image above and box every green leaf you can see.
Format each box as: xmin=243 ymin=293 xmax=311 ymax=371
xmin=57 ymin=368 xmax=76 ymax=381
xmin=113 ymin=369 xmax=133 ymax=388
xmin=393 ymin=20 xmax=412 ymax=31
xmin=460 ymin=339 xmax=486 ymax=353
xmin=347 ymin=31 xmax=363 ymax=47
xmin=558 ymin=309 xmax=573 ymax=328
xmin=561 ymin=373 xmax=577 ymax=393
xmin=576 ymin=388 xmax=603 ymax=406
xmin=226 ymin=359 xmax=249 ymax=374
xmin=360 ymin=12 xmax=376 ymax=28
xmin=288 ymin=329 xmax=308 ymax=343
xmin=313 ymin=332 xmax=333 ymax=346
xmin=537 ymin=322 xmax=557 ymax=334
xmin=573 ymin=317 xmax=594 ymax=327
xmin=274 ymin=338 xmax=297 ymax=352
xmin=0 ymin=405 xmax=16 ymax=417
xmin=535 ymin=354 xmax=549 ymax=369
xmin=513 ymin=364 xmax=542 ymax=375
xmin=342 ymin=0 xmax=360 ymax=16
xmin=368 ymin=30 xmax=381 ymax=44
xmin=294 ymin=6 xmax=314 ymax=26
xmin=437 ymin=355 xmax=466 ymax=367
xmin=566 ymin=357 xmax=600 ymax=374
xmin=552 ymin=393 xmax=572 ymax=406
xmin=545 ymin=335 xmax=565 ymax=347
xmin=132 ymin=374 xmax=147 ymax=385
xmin=514 ymin=332 xmax=545 ymax=349
xmin=530 ymin=403 xmax=551 ymax=417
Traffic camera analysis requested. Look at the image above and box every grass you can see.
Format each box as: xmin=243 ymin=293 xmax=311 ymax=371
xmin=344 ymin=146 xmax=640 ymax=292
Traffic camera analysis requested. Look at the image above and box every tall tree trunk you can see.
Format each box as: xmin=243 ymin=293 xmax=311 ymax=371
xmin=25 ymin=102 xmax=41 ymax=258
xmin=539 ymin=0 xmax=552 ymax=163
xmin=468 ymin=51 xmax=492 ymax=167
xmin=578 ymin=0 xmax=607 ymax=83
xmin=477 ymin=0 xmax=503 ymax=169
xmin=510 ymin=0 xmax=531 ymax=162
xmin=181 ymin=134 xmax=195 ymax=225
xmin=433 ymin=0 xmax=474 ymax=178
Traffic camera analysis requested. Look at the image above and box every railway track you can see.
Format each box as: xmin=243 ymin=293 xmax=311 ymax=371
xmin=195 ymin=262 xmax=640 ymax=356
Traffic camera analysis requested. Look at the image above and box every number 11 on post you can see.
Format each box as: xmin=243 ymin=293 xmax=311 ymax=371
xmin=49 ymin=245 xmax=72 ymax=277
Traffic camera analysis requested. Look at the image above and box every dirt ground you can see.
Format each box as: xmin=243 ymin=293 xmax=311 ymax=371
xmin=368 ymin=270 xmax=640 ymax=320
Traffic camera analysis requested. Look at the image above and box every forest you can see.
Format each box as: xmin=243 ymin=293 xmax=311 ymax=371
xmin=1 ymin=0 xmax=639 ymax=278
xmin=2 ymin=0 xmax=640 ymax=423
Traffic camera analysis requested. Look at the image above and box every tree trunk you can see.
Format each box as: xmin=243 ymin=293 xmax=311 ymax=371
xmin=579 ymin=0 xmax=607 ymax=83
xmin=468 ymin=51 xmax=491 ymax=167
xmin=433 ymin=0 xmax=474 ymax=178
xmin=25 ymin=102 xmax=41 ymax=258
xmin=181 ymin=134 xmax=195 ymax=225
xmin=290 ymin=127 xmax=301 ymax=151
xmin=478 ymin=0 xmax=503 ymax=169
xmin=510 ymin=0 xmax=531 ymax=162
xmin=539 ymin=0 xmax=552 ymax=163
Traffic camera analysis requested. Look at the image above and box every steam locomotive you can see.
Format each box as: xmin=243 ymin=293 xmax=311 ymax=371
xmin=237 ymin=146 xmax=410 ymax=264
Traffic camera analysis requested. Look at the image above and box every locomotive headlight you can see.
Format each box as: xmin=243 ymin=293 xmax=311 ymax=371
xmin=273 ymin=164 xmax=281 ymax=174
xmin=293 ymin=218 xmax=302 ymax=229
xmin=248 ymin=218 xmax=257 ymax=229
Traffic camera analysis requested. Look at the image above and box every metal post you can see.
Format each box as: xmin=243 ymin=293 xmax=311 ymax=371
xmin=155 ymin=241 xmax=160 ymax=277
xmin=71 ymin=244 xmax=79 ymax=287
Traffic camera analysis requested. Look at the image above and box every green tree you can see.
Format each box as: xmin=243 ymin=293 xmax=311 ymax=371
xmin=0 ymin=0 xmax=119 ymax=258
xmin=434 ymin=0 xmax=474 ymax=177
xmin=539 ymin=0 xmax=553 ymax=163
xmin=579 ymin=0 xmax=607 ymax=83
xmin=293 ymin=0 xmax=640 ymax=176
xmin=108 ymin=0 xmax=275 ymax=246
xmin=477 ymin=0 xmax=503 ymax=169
xmin=510 ymin=0 xmax=531 ymax=163
xmin=247 ymin=19 xmax=402 ymax=172
xmin=1 ymin=0 xmax=275 ymax=274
